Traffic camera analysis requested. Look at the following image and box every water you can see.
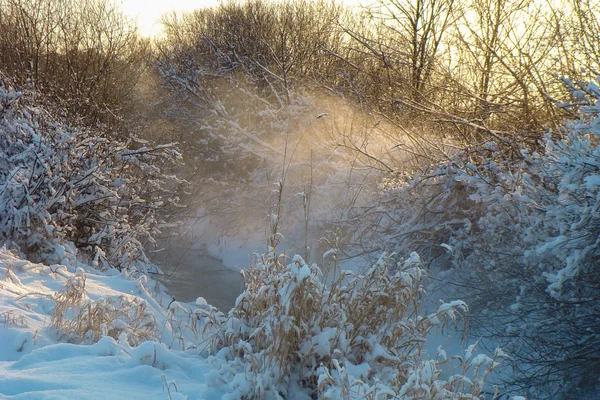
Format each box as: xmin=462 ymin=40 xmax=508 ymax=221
xmin=152 ymin=244 xmax=243 ymax=312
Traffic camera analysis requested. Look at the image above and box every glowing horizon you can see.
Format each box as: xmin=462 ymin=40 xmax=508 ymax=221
xmin=117 ymin=0 xmax=366 ymax=37
xmin=117 ymin=0 xmax=219 ymax=37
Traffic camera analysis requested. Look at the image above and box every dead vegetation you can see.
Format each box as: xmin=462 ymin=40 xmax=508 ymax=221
xmin=50 ymin=270 xmax=156 ymax=346
xmin=0 ymin=309 xmax=27 ymax=327
xmin=202 ymin=251 xmax=504 ymax=398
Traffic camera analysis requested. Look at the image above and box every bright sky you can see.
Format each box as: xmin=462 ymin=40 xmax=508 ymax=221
xmin=117 ymin=0 xmax=219 ymax=37
xmin=118 ymin=0 xmax=365 ymax=37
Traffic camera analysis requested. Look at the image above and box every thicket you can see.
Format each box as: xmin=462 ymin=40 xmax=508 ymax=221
xmin=0 ymin=74 xmax=184 ymax=272
xmin=159 ymin=0 xmax=348 ymax=103
xmin=157 ymin=0 xmax=600 ymax=140
xmin=340 ymin=78 xmax=600 ymax=399
xmin=0 ymin=0 xmax=147 ymax=129
xmin=155 ymin=0 xmax=600 ymax=397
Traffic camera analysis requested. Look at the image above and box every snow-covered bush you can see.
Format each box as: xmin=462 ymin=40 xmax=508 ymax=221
xmin=203 ymin=251 xmax=504 ymax=399
xmin=374 ymin=77 xmax=600 ymax=398
xmin=467 ymin=79 xmax=600 ymax=397
xmin=0 ymin=75 xmax=184 ymax=272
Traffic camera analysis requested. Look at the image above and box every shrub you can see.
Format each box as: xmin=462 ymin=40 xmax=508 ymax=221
xmin=0 ymin=74 xmax=184 ymax=272
xmin=374 ymin=78 xmax=600 ymax=398
xmin=0 ymin=0 xmax=146 ymax=128
xmin=203 ymin=251 xmax=504 ymax=399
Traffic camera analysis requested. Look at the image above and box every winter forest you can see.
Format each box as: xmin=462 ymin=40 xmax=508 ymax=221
xmin=1 ymin=0 xmax=599 ymax=398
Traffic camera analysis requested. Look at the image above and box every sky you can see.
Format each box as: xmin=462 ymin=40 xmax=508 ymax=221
xmin=117 ymin=0 xmax=365 ymax=37
xmin=117 ymin=0 xmax=220 ymax=37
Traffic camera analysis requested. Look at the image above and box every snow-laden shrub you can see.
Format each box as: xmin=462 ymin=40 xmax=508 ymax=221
xmin=0 ymin=75 xmax=184 ymax=272
xmin=463 ymin=79 xmax=600 ymax=397
xmin=375 ymin=77 xmax=600 ymax=398
xmin=204 ymin=251 xmax=505 ymax=399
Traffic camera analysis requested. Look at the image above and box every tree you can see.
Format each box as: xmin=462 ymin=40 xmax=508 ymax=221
xmin=0 ymin=0 xmax=147 ymax=128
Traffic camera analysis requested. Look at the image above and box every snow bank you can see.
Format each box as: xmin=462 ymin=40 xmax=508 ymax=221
xmin=0 ymin=247 xmax=219 ymax=399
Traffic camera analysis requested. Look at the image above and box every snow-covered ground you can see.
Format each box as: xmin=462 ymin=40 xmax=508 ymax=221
xmin=0 ymin=247 xmax=224 ymax=399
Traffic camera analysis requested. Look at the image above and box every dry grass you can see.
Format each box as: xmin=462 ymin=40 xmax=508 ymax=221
xmin=50 ymin=270 xmax=156 ymax=346
xmin=160 ymin=300 xmax=223 ymax=351
xmin=0 ymin=309 xmax=27 ymax=327
xmin=204 ymin=251 xmax=500 ymax=398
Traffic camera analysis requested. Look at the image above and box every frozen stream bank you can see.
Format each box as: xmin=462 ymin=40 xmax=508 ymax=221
xmin=153 ymin=244 xmax=243 ymax=312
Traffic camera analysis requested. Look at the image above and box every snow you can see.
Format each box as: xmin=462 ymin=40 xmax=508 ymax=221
xmin=0 ymin=68 xmax=545 ymax=398
xmin=0 ymin=179 xmax=515 ymax=399
xmin=0 ymin=337 xmax=211 ymax=399
xmin=0 ymin=249 xmax=221 ymax=399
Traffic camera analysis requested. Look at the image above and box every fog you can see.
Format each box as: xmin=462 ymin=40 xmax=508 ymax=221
xmin=138 ymin=75 xmax=433 ymax=302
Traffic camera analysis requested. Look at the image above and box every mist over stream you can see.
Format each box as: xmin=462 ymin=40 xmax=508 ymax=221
xmin=140 ymin=90 xmax=403 ymax=312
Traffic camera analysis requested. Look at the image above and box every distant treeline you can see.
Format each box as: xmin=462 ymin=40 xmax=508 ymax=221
xmin=157 ymin=0 xmax=600 ymax=144
xmin=0 ymin=0 xmax=147 ymax=129
xmin=2 ymin=0 xmax=598 ymax=142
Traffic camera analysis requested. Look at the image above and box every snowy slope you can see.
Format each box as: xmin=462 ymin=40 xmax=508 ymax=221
xmin=0 ymin=247 xmax=223 ymax=400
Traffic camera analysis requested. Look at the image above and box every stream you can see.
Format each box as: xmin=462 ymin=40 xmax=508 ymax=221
xmin=152 ymin=244 xmax=243 ymax=312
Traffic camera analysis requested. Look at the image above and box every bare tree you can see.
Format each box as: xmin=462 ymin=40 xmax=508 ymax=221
xmin=0 ymin=0 xmax=147 ymax=128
